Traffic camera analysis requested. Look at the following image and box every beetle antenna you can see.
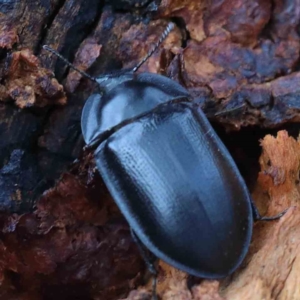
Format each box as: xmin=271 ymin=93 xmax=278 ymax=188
xmin=214 ymin=104 xmax=246 ymax=116
xmin=132 ymin=22 xmax=175 ymax=73
xmin=42 ymin=45 xmax=97 ymax=83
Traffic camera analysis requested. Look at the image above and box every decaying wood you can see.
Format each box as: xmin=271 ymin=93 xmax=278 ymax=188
xmin=6 ymin=49 xmax=66 ymax=108
xmin=223 ymin=131 xmax=300 ymax=300
xmin=1 ymin=0 xmax=300 ymax=299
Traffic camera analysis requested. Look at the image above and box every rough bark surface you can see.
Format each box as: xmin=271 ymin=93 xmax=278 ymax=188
xmin=0 ymin=0 xmax=300 ymax=299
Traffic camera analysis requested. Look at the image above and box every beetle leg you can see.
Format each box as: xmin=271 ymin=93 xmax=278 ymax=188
xmin=251 ymin=198 xmax=290 ymax=221
xmin=130 ymin=229 xmax=158 ymax=300
xmin=202 ymin=103 xmax=246 ymax=119
xmin=214 ymin=104 xmax=246 ymax=116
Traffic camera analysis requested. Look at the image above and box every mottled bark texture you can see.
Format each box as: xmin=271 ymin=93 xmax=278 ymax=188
xmin=0 ymin=0 xmax=300 ymax=299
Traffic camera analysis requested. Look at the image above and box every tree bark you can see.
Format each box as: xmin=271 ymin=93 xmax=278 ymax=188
xmin=0 ymin=0 xmax=300 ymax=299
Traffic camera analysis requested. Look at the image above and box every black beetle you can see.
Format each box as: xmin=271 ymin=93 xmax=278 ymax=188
xmin=43 ymin=22 xmax=287 ymax=296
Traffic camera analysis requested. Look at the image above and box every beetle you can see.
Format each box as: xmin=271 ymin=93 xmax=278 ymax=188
xmin=43 ymin=22 xmax=288 ymax=298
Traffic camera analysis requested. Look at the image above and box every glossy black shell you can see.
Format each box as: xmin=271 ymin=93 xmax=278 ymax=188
xmin=81 ymin=72 xmax=253 ymax=278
